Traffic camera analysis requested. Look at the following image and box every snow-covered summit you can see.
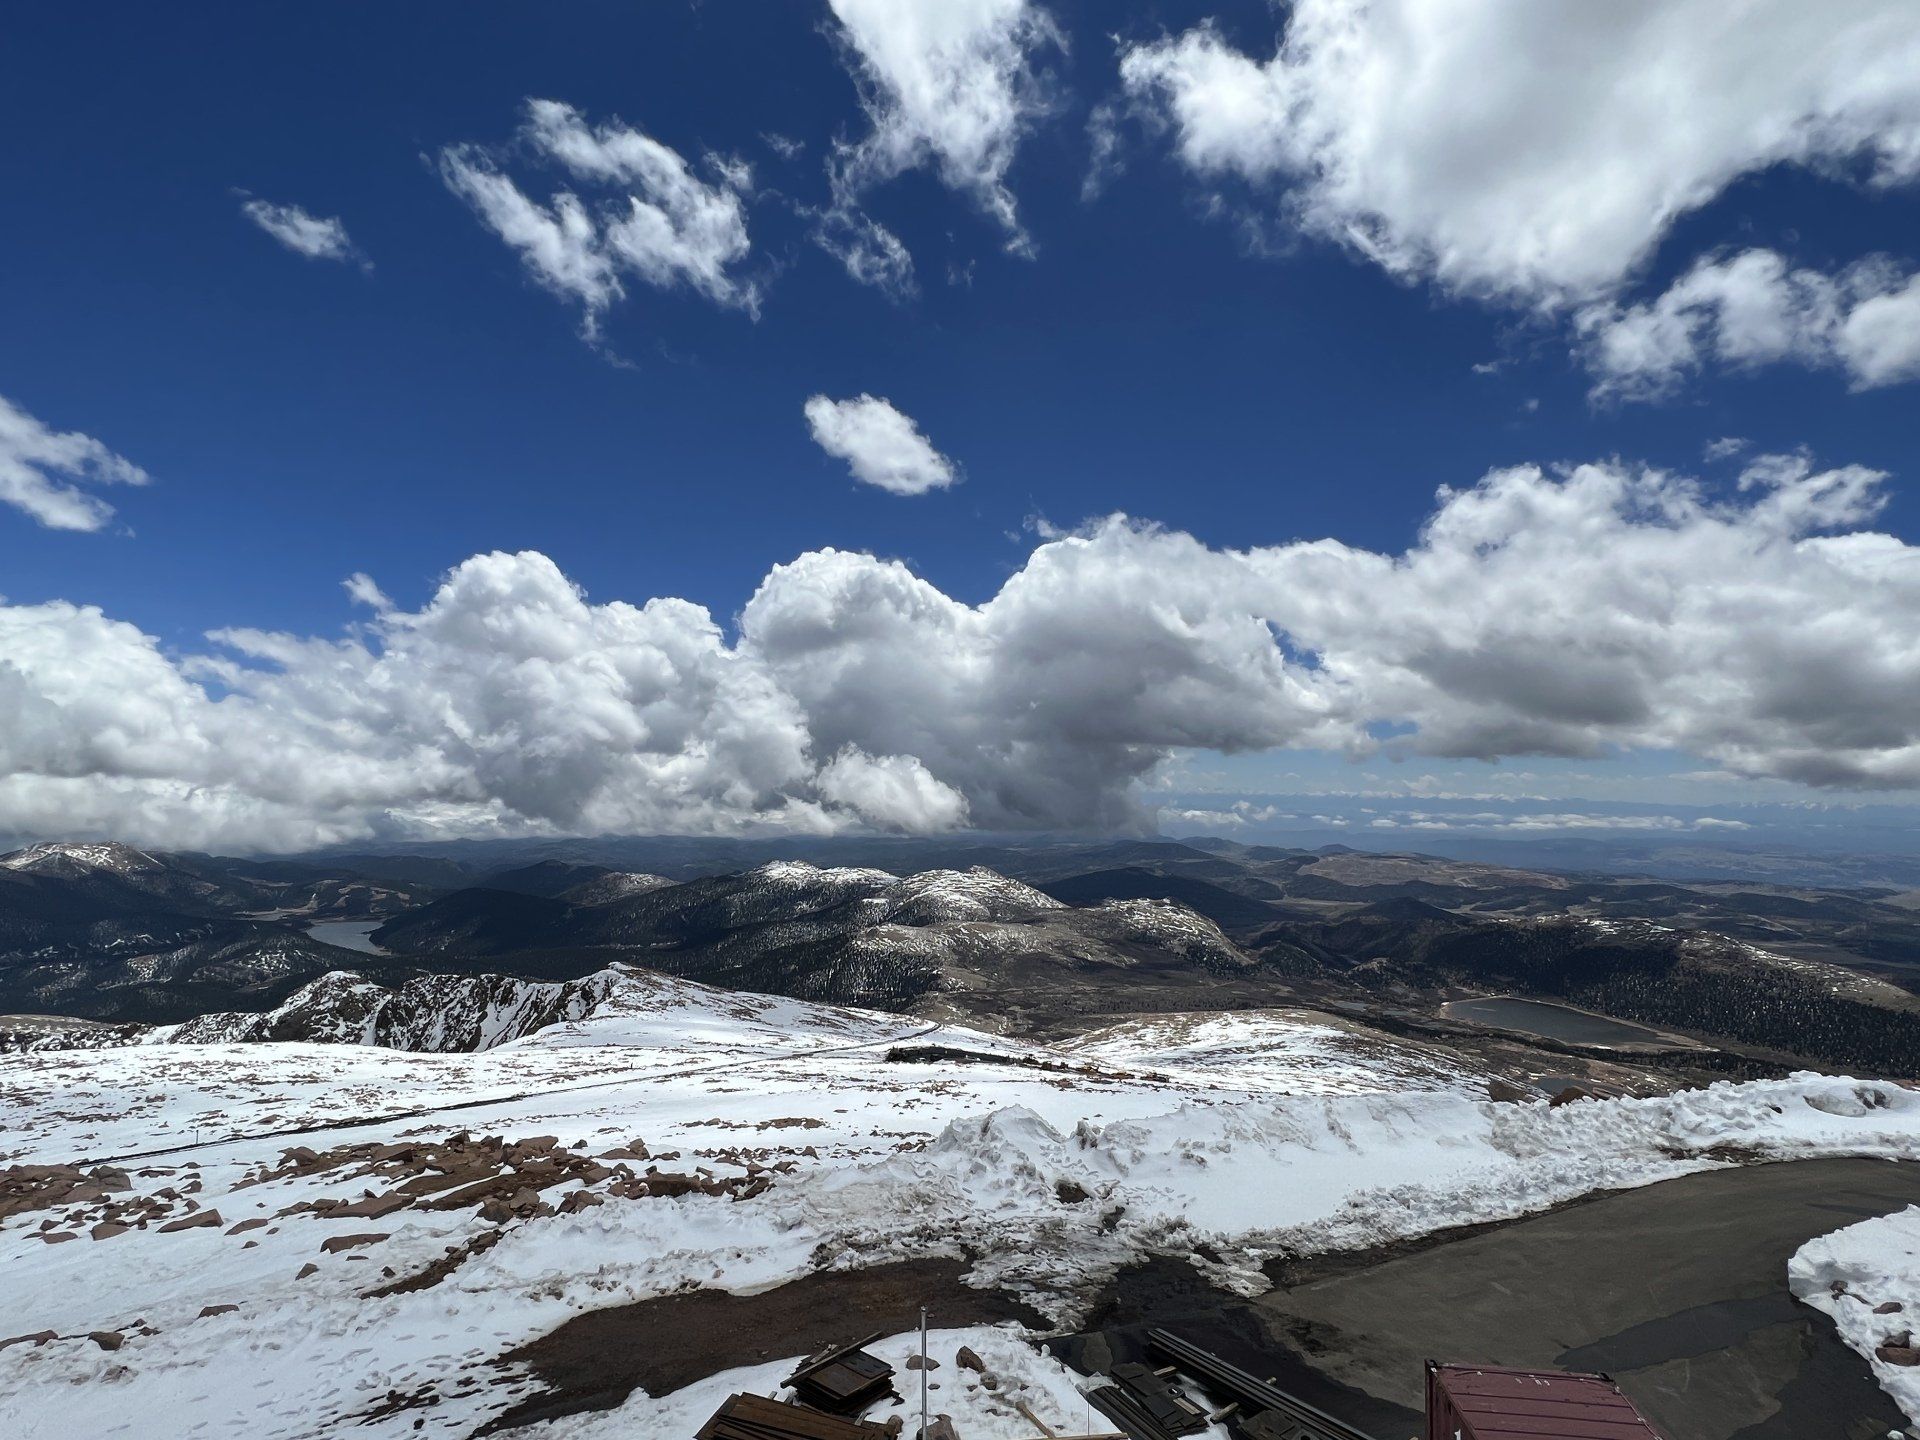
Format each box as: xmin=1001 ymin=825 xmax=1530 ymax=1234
xmin=879 ymin=867 xmax=1064 ymax=925
xmin=563 ymin=870 xmax=673 ymax=906
xmin=147 ymin=961 xmax=912 ymax=1055
xmin=0 ymin=841 xmax=164 ymax=876
xmin=747 ymin=859 xmax=899 ymax=889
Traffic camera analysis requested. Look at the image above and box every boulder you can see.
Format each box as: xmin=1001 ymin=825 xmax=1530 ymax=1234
xmin=320 ymin=1232 xmax=389 ymax=1254
xmin=1549 ymin=1084 xmax=1602 ymax=1107
xmin=158 ymin=1209 xmax=222 ymax=1233
xmin=332 ymin=1192 xmax=410 ymax=1220
xmin=1876 ymin=1340 xmax=1920 ymax=1367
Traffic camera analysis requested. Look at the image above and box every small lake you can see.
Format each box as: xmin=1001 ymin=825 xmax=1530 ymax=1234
xmin=1439 ymin=996 xmax=1667 ymax=1047
xmin=305 ymin=919 xmax=385 ymax=955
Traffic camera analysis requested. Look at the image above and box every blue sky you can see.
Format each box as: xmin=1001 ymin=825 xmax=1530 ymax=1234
xmin=5 ymin=1 xmax=1920 ymax=852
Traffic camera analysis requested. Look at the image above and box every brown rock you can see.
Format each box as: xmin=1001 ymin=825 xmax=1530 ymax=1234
xmin=1875 ymin=1300 xmax=1906 ymax=1314
xmin=642 ymin=1172 xmax=706 ymax=1198
xmin=0 ymin=1331 xmax=57 ymax=1351
xmin=295 ymin=1263 xmax=319 ymax=1279
xmin=158 ymin=1209 xmax=222 ymax=1233
xmin=320 ymin=1232 xmax=389 ymax=1254
xmin=88 ymin=1330 xmax=124 ymax=1352
xmin=1485 ymin=1078 xmax=1535 ymax=1105
xmin=955 ymin=1345 xmax=985 ymax=1374
xmin=227 ymin=1218 xmax=268 ymax=1235
xmin=1549 ymin=1084 xmax=1602 ymax=1107
xmin=36 ymin=1230 xmax=77 ymax=1244
xmin=424 ymin=1174 xmax=513 ymax=1210
xmin=198 ymin=1304 xmax=239 ymax=1318
xmin=332 ymin=1192 xmax=411 ymax=1219
xmin=91 ymin=1221 xmax=130 ymax=1241
xmin=1877 ymin=1341 xmax=1920 ymax=1366
xmin=396 ymin=1169 xmax=481 ymax=1197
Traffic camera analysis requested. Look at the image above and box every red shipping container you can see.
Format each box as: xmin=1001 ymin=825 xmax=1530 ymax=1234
xmin=1426 ymin=1362 xmax=1664 ymax=1440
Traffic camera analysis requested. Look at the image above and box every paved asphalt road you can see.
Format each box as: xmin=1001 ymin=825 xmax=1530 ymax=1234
xmin=1253 ymin=1157 xmax=1920 ymax=1439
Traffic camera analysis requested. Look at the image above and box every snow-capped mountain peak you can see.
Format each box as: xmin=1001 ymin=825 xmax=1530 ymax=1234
xmin=747 ymin=859 xmax=899 ymax=889
xmin=881 ymin=867 xmax=1065 ymax=924
xmin=0 ymin=841 xmax=164 ymax=875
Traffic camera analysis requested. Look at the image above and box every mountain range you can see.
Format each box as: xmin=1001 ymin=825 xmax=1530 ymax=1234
xmin=4 ymin=836 xmax=1919 ymax=1080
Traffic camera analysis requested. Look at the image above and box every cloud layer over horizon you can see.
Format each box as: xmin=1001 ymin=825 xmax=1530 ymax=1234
xmin=2 ymin=451 xmax=1917 ymax=852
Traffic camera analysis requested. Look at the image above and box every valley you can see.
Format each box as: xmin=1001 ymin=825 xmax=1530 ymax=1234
xmin=4 ymin=835 xmax=1920 ymax=1437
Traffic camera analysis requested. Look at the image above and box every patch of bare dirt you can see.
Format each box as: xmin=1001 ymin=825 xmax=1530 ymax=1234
xmin=475 ymin=1258 xmax=1050 ymax=1435
xmin=243 ymin=1129 xmax=783 ymax=1230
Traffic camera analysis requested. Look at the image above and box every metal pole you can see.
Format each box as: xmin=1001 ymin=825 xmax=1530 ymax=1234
xmin=919 ymin=1305 xmax=929 ymax=1440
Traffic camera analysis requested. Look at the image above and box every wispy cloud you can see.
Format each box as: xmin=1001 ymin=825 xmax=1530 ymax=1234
xmin=240 ymin=198 xmax=367 ymax=268
xmin=816 ymin=0 xmax=1062 ymax=290
xmin=440 ymin=99 xmax=758 ymax=337
xmin=0 ymin=394 xmax=149 ymax=532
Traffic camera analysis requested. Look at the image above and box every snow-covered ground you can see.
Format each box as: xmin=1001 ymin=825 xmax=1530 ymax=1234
xmin=5 ymin=971 xmax=1920 ymax=1438
xmin=1791 ymin=1204 xmax=1920 ymax=1426
xmin=1060 ymin=1008 xmax=1496 ymax=1095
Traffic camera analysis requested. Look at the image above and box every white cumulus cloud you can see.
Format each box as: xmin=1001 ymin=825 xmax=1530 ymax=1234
xmin=240 ymin=199 xmax=365 ymax=266
xmin=0 ymin=394 xmax=150 ymax=533
xmin=1579 ymin=249 xmax=1920 ymax=399
xmin=804 ymin=394 xmax=958 ymax=495
xmin=1119 ymin=0 xmax=1920 ymax=307
xmin=4 ymin=453 xmax=1920 ymax=850
xmin=815 ymin=748 xmax=969 ymax=832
